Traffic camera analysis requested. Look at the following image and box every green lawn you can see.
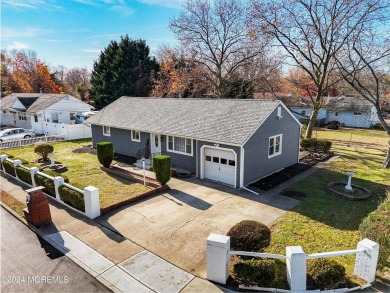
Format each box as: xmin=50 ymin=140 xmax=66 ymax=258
xmin=2 ymin=139 xmax=152 ymax=208
xmin=312 ymin=127 xmax=388 ymax=147
xmin=265 ymin=129 xmax=390 ymax=280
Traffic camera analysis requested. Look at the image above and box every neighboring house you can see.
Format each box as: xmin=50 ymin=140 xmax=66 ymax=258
xmin=87 ymin=97 xmax=301 ymax=188
xmin=281 ymin=95 xmax=379 ymax=128
xmin=1 ymin=93 xmax=93 ymax=139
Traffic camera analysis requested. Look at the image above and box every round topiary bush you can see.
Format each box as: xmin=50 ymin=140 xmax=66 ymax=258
xmin=307 ymin=259 xmax=346 ymax=290
xmin=34 ymin=143 xmax=54 ymax=161
xmin=96 ymin=142 xmax=114 ymax=168
xmin=233 ymin=259 xmax=276 ymax=286
xmin=227 ymin=220 xmax=271 ymax=252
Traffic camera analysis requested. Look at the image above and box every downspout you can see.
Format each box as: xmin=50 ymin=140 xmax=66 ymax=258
xmin=241 ymin=145 xmax=259 ymax=195
xmin=196 ymin=140 xmax=199 ymax=178
xmin=298 ymin=124 xmax=302 ymax=162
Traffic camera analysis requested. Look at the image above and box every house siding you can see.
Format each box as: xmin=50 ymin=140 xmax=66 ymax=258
xmin=197 ymin=141 xmax=241 ymax=187
xmin=326 ymin=110 xmax=372 ymax=128
xmin=161 ymin=135 xmax=197 ymax=172
xmin=91 ymin=125 xmax=148 ymax=157
xmin=243 ymin=106 xmax=300 ymax=186
xmin=1 ymin=111 xmax=32 ymax=129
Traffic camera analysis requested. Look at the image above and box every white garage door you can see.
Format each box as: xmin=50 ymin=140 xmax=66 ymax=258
xmin=204 ymin=147 xmax=236 ymax=186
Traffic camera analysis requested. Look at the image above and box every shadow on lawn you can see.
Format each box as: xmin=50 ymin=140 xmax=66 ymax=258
xmin=285 ymin=168 xmax=387 ymax=231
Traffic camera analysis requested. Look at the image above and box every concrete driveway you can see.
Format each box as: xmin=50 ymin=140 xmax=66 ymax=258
xmin=96 ymin=177 xmax=298 ymax=278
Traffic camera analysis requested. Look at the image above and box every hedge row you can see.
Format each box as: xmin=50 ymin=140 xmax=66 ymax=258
xmin=359 ymin=196 xmax=390 ymax=268
xmin=34 ymin=172 xmax=69 ymax=197
xmin=301 ymin=138 xmax=332 ymax=153
xmin=59 ymin=185 xmax=85 ymax=212
xmin=15 ymin=166 xmax=33 ymax=185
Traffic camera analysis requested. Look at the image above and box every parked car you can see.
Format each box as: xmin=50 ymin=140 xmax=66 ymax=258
xmin=326 ymin=121 xmax=341 ymax=130
xmin=0 ymin=128 xmax=36 ymax=142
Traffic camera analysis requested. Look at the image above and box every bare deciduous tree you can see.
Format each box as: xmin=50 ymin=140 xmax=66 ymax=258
xmin=170 ymin=0 xmax=266 ymax=98
xmin=251 ymin=0 xmax=386 ymax=138
xmin=335 ymin=27 xmax=390 ymax=168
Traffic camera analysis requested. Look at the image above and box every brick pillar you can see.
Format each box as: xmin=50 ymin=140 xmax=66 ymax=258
xmin=286 ymin=246 xmax=306 ymax=293
xmin=23 ymin=186 xmax=51 ymax=227
xmin=206 ymin=233 xmax=230 ymax=284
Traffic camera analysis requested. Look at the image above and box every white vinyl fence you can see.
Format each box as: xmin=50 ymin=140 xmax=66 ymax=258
xmin=0 ymin=135 xmax=65 ymax=150
xmin=0 ymin=155 xmax=100 ymax=219
xmin=207 ymin=234 xmax=379 ymax=293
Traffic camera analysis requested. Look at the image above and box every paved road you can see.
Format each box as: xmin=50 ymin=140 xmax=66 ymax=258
xmin=0 ymin=207 xmax=111 ymax=293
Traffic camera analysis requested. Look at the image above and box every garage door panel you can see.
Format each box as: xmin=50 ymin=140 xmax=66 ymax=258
xmin=204 ymin=147 xmax=236 ymax=186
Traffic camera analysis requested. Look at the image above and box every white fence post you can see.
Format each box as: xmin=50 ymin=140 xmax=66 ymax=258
xmin=13 ymin=159 xmax=22 ymax=178
xmin=354 ymin=238 xmax=380 ymax=283
xmin=53 ymin=176 xmax=64 ymax=201
xmin=0 ymin=155 xmax=8 ymax=172
xmin=84 ymin=186 xmax=100 ymax=219
xmin=30 ymin=167 xmax=39 ymax=187
xmin=286 ymin=246 xmax=306 ymax=293
xmin=206 ymin=233 xmax=230 ymax=284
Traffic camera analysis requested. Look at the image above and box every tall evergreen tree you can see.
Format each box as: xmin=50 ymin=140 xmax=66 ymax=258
xmin=89 ymin=35 xmax=159 ymax=108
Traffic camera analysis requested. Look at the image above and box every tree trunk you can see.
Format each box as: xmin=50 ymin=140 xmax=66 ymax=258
xmin=384 ymin=143 xmax=390 ymax=169
xmin=305 ymin=107 xmax=320 ymax=138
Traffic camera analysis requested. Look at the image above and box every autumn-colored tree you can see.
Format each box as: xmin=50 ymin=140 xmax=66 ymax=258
xmin=1 ymin=50 xmax=62 ymax=94
xmin=151 ymin=46 xmax=210 ymax=98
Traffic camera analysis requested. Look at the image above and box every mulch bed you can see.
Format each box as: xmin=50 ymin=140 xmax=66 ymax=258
xmin=249 ymin=152 xmax=333 ymax=191
xmin=72 ymin=145 xmax=97 ymax=155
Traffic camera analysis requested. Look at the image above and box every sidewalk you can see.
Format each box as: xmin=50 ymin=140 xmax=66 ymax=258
xmin=0 ymin=174 xmax=224 ymax=293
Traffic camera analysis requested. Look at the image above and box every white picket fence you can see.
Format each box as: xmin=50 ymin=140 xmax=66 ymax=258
xmin=207 ymin=233 xmax=379 ymax=293
xmin=0 ymin=135 xmax=65 ymax=150
xmin=0 ymin=155 xmax=100 ymax=219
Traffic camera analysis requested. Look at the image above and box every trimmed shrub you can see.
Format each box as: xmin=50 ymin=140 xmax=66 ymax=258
xmin=153 ymin=155 xmax=171 ymax=185
xmin=15 ymin=166 xmax=32 ymax=185
xmin=34 ymin=143 xmax=54 ymax=161
xmin=34 ymin=171 xmax=69 ymax=197
xmin=3 ymin=160 xmax=16 ymax=176
xmin=233 ymin=259 xmax=276 ymax=286
xmin=227 ymin=220 xmax=271 ymax=252
xmin=96 ymin=142 xmax=114 ymax=168
xmin=307 ymin=259 xmax=346 ymax=290
xmin=59 ymin=185 xmax=85 ymax=212
xmin=359 ymin=196 xmax=390 ymax=268
xmin=301 ymin=138 xmax=332 ymax=153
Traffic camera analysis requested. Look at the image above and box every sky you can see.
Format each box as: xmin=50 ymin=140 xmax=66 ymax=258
xmin=1 ymin=0 xmax=182 ymax=70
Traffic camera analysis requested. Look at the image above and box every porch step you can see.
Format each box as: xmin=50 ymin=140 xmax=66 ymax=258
xmin=134 ymin=159 xmax=152 ymax=170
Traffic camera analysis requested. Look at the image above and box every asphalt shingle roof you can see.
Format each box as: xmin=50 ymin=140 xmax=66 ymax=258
xmin=86 ymin=97 xmax=280 ymax=145
xmin=1 ymin=93 xmax=69 ymax=113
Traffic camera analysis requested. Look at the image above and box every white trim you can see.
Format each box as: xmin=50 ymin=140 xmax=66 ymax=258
xmin=240 ymin=146 xmax=244 ymax=188
xmin=102 ymin=126 xmax=110 ymax=136
xmin=150 ymin=133 xmax=162 ymax=154
xmin=196 ymin=139 xmax=199 ymax=177
xmin=242 ymin=101 xmax=301 ymax=146
xmin=298 ymin=125 xmax=302 ymax=163
xmin=243 ymin=186 xmax=259 ymax=195
xmin=131 ymin=130 xmax=140 ymax=142
xmin=200 ymin=145 xmax=237 ymax=188
xmin=268 ymin=134 xmax=283 ymax=158
xmin=166 ymin=135 xmax=193 ymax=157
xmin=90 ymin=124 xmax=242 ymax=147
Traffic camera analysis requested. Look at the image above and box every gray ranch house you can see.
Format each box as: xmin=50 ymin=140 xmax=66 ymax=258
xmin=87 ymin=97 xmax=301 ymax=188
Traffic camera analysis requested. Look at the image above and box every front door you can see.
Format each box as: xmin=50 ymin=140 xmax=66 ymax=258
xmin=150 ymin=133 xmax=161 ymax=156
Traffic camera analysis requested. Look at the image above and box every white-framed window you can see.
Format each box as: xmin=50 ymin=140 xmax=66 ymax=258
xmin=103 ymin=126 xmax=110 ymax=136
xmin=167 ymin=135 xmax=193 ymax=156
xmin=354 ymin=112 xmax=362 ymax=116
xmin=131 ymin=130 xmax=140 ymax=142
xmin=268 ymin=134 xmax=282 ymax=158
xmin=70 ymin=112 xmax=76 ymax=120
xmin=18 ymin=112 xmax=27 ymax=121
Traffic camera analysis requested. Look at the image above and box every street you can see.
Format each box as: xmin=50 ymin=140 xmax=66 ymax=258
xmin=0 ymin=207 xmax=111 ymax=293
